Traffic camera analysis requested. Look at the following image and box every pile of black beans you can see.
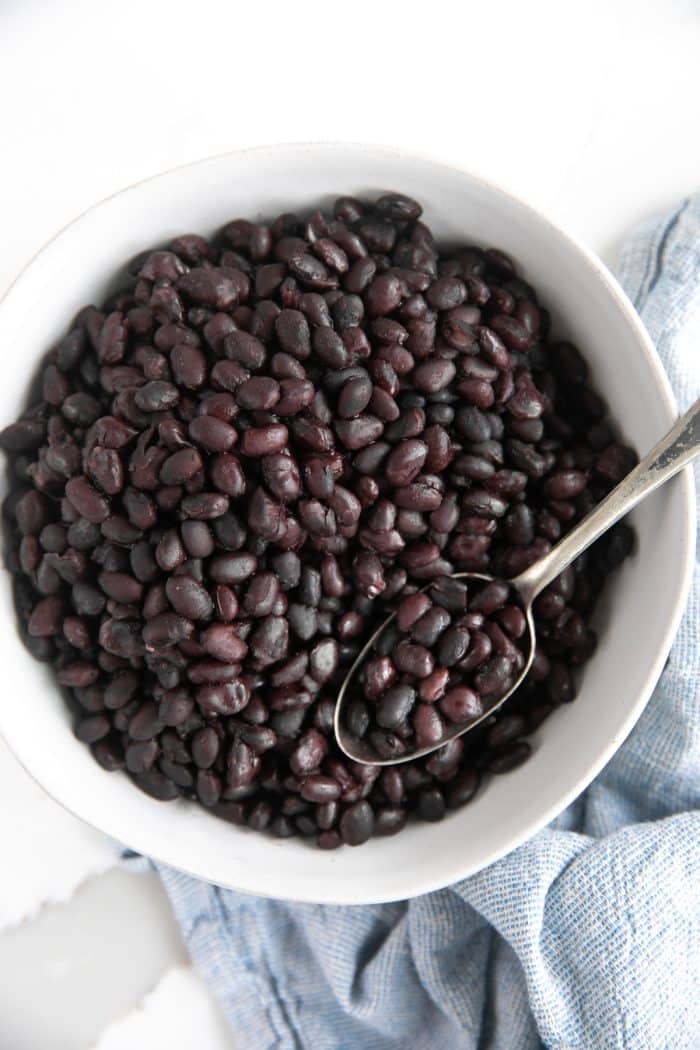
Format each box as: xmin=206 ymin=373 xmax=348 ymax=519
xmin=351 ymin=577 xmax=529 ymax=759
xmin=0 ymin=192 xmax=636 ymax=848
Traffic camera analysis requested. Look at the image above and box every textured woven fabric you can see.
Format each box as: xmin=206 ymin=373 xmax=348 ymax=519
xmin=154 ymin=199 xmax=700 ymax=1050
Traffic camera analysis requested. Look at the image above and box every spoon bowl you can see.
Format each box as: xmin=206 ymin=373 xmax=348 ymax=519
xmin=335 ymin=396 xmax=699 ymax=766
xmin=334 ymin=572 xmax=537 ymax=766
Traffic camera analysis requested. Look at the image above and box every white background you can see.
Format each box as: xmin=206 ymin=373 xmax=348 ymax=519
xmin=0 ymin=1 xmax=698 ymax=1046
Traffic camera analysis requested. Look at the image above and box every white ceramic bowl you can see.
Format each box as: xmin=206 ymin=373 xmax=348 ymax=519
xmin=0 ymin=144 xmax=693 ymax=904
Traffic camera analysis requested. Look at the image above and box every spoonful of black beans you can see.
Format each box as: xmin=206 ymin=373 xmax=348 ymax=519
xmin=335 ymin=397 xmax=700 ymax=765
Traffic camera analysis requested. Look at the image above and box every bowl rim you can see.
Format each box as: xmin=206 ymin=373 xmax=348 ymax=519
xmin=0 ymin=141 xmax=695 ymax=903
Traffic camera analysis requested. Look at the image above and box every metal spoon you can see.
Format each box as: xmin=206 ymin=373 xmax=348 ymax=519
xmin=335 ymin=396 xmax=700 ymax=766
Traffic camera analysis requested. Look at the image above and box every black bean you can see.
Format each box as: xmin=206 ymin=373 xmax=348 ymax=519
xmin=393 ymin=476 xmax=443 ymax=512
xmin=189 ymin=727 xmax=219 ymax=769
xmin=426 ymin=576 xmax=466 ymax=614
xmin=410 ymin=605 xmax=450 ymax=647
xmin=164 ymin=574 xmax=213 ymax=621
xmin=374 ymin=807 xmax=407 ymax=836
xmin=440 ymin=686 xmax=482 ymax=724
xmin=413 ymin=358 xmax=456 ymax=394
xmin=288 ymin=252 xmax=338 ymax=289
xmin=142 ymin=611 xmax=194 ymax=651
xmin=375 ymin=192 xmax=422 ymax=221
xmin=242 ymin=572 xmax=280 ymax=618
xmin=426 ymin=277 xmax=466 ymax=311
xmin=376 ymin=684 xmax=416 ymax=730
xmin=65 ymin=476 xmax=110 ymax=523
xmin=155 ymin=687 xmax=193 ymax=727
xmin=98 ymin=572 xmax=143 ymax=604
xmin=134 ymin=769 xmax=180 ymax=801
xmin=62 ymin=392 xmax=101 ymax=426
xmin=474 ymin=655 xmax=515 ymax=697
xmin=331 ymin=293 xmax=363 ymax=329
xmin=345 ymin=698 xmax=370 ymax=738
xmin=546 ymin=660 xmax=576 ymax=704
xmin=194 ymin=681 xmax=247 ymax=717
xmin=436 ymin=626 xmax=471 ymax=667
xmin=308 ymin=638 xmax=339 ymax=683
xmin=505 ymin=439 xmax=547 ymax=478
xmin=249 ymin=615 xmax=289 ymax=666
xmin=181 ymin=492 xmax=230 ymax=520
xmin=76 ymin=714 xmax=112 ymax=744
xmin=0 ymin=417 xmax=46 ymax=452
xmin=342 ymin=255 xmax=376 ymax=295
xmin=27 ymin=596 xmax=64 ymax=637
xmin=339 ymin=800 xmax=374 ymax=845
xmin=418 ymin=787 xmax=446 ymax=822
xmin=158 ymin=448 xmax=202 ymax=486
xmin=413 ymin=704 xmax=445 ymax=747
xmin=72 ymin=581 xmax=107 ymax=617
xmin=334 ymin=416 xmax=383 ymax=450
xmin=353 ymin=552 xmax=385 ymax=598
xmin=455 ymin=406 xmax=491 ymax=443
xmin=127 ymin=701 xmax=162 ymax=741
xmin=393 ymin=642 xmax=434 ymax=679
xmin=240 ymin=424 xmax=289 ymax=457
xmin=337 ymin=374 xmax=373 ymax=419
xmin=365 ymin=273 xmax=401 ymax=316
xmin=460 ymin=490 xmax=508 ymax=518
xmin=237 ymin=373 xmax=282 ymax=411
xmin=447 ymin=770 xmax=480 ymax=808
xmin=289 ymin=729 xmax=326 ymax=775
xmin=486 ymin=741 xmax=532 ymax=773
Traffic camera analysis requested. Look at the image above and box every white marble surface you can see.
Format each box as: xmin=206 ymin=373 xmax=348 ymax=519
xmin=0 ymin=0 xmax=698 ymax=1045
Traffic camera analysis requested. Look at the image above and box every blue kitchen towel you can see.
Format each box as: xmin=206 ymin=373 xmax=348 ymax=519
xmin=154 ymin=199 xmax=700 ymax=1050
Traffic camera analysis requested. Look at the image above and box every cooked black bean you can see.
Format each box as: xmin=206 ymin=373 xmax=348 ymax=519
xmin=191 ymin=727 xmax=220 ymax=769
xmin=165 ymin=574 xmax=214 ymax=621
xmin=143 ymin=612 xmax=194 ymax=650
xmin=242 ymin=572 xmax=280 ymax=618
xmin=98 ymin=571 xmax=143 ymax=604
xmin=334 ymin=416 xmax=383 ymax=450
xmin=413 ymin=703 xmax=445 ymax=747
xmin=429 ymin=576 xmax=468 ymax=613
xmin=346 ymin=698 xmax=370 ymax=738
xmin=411 ymin=605 xmax=451 ymax=646
xmin=439 ymin=686 xmax=482 ymax=724
xmin=127 ymin=701 xmax=163 ymax=741
xmin=337 ymin=375 xmax=373 ymax=419
xmin=376 ymin=684 xmax=416 ymax=730
xmin=196 ymin=680 xmax=249 ymax=716
xmin=76 ymin=714 xmax=112 ymax=744
xmin=339 ymin=800 xmax=374 ymax=845
xmin=375 ymin=193 xmax=422 ymax=222
xmin=180 ymin=492 xmax=230 ymax=520
xmin=159 ymin=448 xmax=203 ymax=485
xmin=287 ymin=729 xmax=325 ymax=776
xmin=132 ymin=382 xmax=178 ymax=414
xmin=62 ymin=392 xmax=101 ymax=426
xmin=486 ymin=741 xmax=532 ymax=774
xmin=394 ymin=642 xmax=434 ymax=679
xmin=426 ymin=277 xmax=466 ymax=311
xmin=474 ymin=655 xmax=515 ymax=697
xmin=28 ymin=595 xmax=64 ymax=637
xmin=393 ymin=476 xmax=443 ymax=512
xmin=1 ymin=192 xmax=633 ymax=849
xmin=418 ymin=787 xmax=446 ymax=822
xmin=65 ymin=476 xmax=110 ymax=523
xmin=413 ymin=358 xmax=456 ymax=394
xmin=436 ymin=626 xmax=471 ymax=667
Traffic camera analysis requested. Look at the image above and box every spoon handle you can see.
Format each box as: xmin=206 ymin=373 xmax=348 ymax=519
xmin=512 ymin=397 xmax=700 ymax=604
